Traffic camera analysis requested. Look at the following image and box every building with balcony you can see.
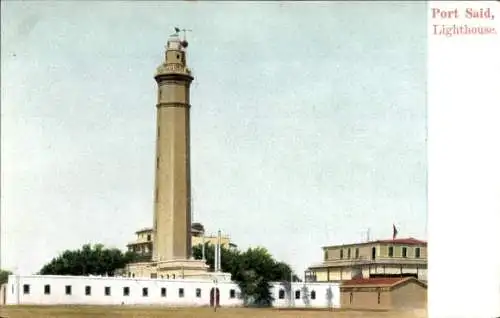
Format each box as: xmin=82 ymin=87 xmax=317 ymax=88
xmin=305 ymin=238 xmax=427 ymax=283
xmin=126 ymin=223 xmax=236 ymax=261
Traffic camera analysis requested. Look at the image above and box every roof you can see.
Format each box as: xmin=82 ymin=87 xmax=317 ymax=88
xmin=341 ymin=277 xmax=427 ymax=288
xmin=374 ymin=238 xmax=427 ymax=245
xmin=322 ymin=237 xmax=427 ymax=249
xmin=135 ymin=227 xmax=153 ymax=234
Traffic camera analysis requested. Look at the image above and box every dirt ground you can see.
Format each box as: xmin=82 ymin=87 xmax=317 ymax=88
xmin=0 ymin=306 xmax=427 ymax=318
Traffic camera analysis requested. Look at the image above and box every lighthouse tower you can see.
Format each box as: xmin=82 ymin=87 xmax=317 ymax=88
xmin=153 ymin=33 xmax=194 ymax=262
xmin=127 ymin=31 xmax=210 ymax=278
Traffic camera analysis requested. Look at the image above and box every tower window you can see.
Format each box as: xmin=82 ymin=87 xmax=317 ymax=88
xmin=147 ymin=234 xmax=151 ymax=241
xmin=176 ymin=54 xmax=180 ymax=59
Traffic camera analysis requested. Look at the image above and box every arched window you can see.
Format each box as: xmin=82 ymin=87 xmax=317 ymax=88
xmin=295 ymin=290 xmax=300 ymax=299
xmin=278 ymin=289 xmax=285 ymax=299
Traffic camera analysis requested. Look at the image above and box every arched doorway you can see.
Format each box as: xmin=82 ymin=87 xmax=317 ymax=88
xmin=209 ymin=288 xmax=220 ymax=307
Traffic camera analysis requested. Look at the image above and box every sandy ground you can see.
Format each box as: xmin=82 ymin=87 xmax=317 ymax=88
xmin=0 ymin=306 xmax=428 ymax=318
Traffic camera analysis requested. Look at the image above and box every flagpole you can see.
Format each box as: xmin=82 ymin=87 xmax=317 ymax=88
xmin=217 ymin=230 xmax=221 ymax=272
xmin=202 ymin=231 xmax=206 ymax=260
xmin=213 ymin=232 xmax=217 ymax=272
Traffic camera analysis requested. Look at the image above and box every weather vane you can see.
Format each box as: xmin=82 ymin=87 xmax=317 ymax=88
xmin=172 ymin=27 xmax=192 ymax=48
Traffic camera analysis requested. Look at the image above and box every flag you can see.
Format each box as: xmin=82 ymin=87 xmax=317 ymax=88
xmin=393 ymin=224 xmax=398 ymax=240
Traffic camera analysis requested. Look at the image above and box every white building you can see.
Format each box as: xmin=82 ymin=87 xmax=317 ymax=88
xmin=1 ymin=275 xmax=340 ymax=309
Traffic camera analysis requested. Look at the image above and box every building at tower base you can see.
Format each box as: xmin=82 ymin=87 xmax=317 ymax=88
xmin=1 ymin=274 xmax=341 ymax=309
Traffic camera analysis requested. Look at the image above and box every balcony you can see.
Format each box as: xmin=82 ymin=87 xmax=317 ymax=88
xmin=310 ymin=255 xmax=427 ymax=269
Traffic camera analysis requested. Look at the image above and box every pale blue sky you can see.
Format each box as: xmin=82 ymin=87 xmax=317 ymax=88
xmin=1 ymin=1 xmax=427 ymax=275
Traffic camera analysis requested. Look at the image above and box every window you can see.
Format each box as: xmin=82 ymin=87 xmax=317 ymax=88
xmin=132 ymin=273 xmax=135 ymax=278
xmin=85 ymin=286 xmax=91 ymax=296
xmin=402 ymin=247 xmax=408 ymax=258
xmin=172 ymin=274 xmax=176 ymax=279
xmin=196 ymin=288 xmax=201 ymax=298
xmin=150 ymin=273 xmax=157 ymax=279
xmin=123 ymin=287 xmax=130 ymax=296
xmin=166 ymin=274 xmax=170 ymax=279
xmin=324 ymin=249 xmax=328 ymax=260
xmin=295 ymin=290 xmax=300 ymax=299
xmin=65 ymin=285 xmax=72 ymax=295
xmin=147 ymin=234 xmax=151 ymax=241
xmin=104 ymin=286 xmax=111 ymax=296
xmin=178 ymin=288 xmax=184 ymax=298
xmin=388 ymin=246 xmax=394 ymax=257
xmin=415 ymin=247 xmax=421 ymax=258
xmin=377 ymin=290 xmax=381 ymax=304
xmin=355 ymin=248 xmax=359 ymax=258
xmin=229 ymin=289 xmax=236 ymax=299
xmin=311 ymin=290 xmax=316 ymax=300
xmin=161 ymin=287 xmax=167 ymax=297
xmin=371 ymin=247 xmax=376 ymax=260
xmin=340 ymin=249 xmax=344 ymax=259
xmin=23 ymin=284 xmax=30 ymax=295
xmin=347 ymin=248 xmax=351 ymax=259
xmin=142 ymin=287 xmax=148 ymax=297
xmin=349 ymin=292 xmax=353 ymax=304
xmin=44 ymin=284 xmax=51 ymax=295
xmin=278 ymin=289 xmax=285 ymax=299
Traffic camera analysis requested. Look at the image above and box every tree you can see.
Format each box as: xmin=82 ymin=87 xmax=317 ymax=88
xmin=0 ymin=269 xmax=13 ymax=285
xmin=39 ymin=244 xmax=138 ymax=276
xmin=192 ymin=243 xmax=299 ymax=307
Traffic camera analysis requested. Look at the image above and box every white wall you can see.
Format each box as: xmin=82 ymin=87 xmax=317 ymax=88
xmin=4 ymin=275 xmax=340 ymax=308
xmin=5 ymin=275 xmax=242 ymax=307
xmin=270 ymin=282 xmax=340 ymax=309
